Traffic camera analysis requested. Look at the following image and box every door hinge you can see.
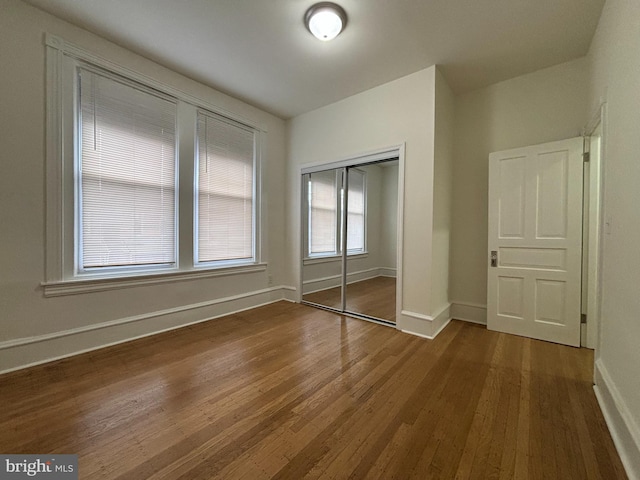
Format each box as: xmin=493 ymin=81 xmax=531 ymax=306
xmin=583 ymin=152 xmax=590 ymax=163
xmin=581 ymin=313 xmax=587 ymax=324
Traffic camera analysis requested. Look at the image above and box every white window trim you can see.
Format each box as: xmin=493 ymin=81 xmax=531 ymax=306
xmin=43 ymin=34 xmax=266 ymax=295
xmin=74 ymin=64 xmax=180 ymax=275
xmin=346 ymin=168 xmax=367 ymax=255
xmin=193 ymin=109 xmax=259 ymax=269
xmin=302 ymin=169 xmax=339 ymax=259
xmin=302 ymin=253 xmax=368 ymax=265
xmin=303 ymin=168 xmax=368 ymax=260
xmin=43 ymin=263 xmax=268 ymax=298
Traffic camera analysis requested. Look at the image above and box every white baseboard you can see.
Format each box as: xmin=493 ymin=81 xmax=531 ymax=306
xmin=398 ymin=303 xmax=451 ymax=339
xmin=303 ymin=268 xmax=388 ymax=295
xmin=281 ymin=285 xmax=298 ymax=302
xmin=0 ymin=285 xmax=296 ymax=375
xmin=594 ymin=359 xmax=640 ymax=480
xmin=378 ymin=267 xmax=397 ymax=278
xmin=450 ymin=301 xmax=487 ymax=325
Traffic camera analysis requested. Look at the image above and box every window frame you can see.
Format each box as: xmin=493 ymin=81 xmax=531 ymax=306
xmin=194 ymin=109 xmax=258 ymax=269
xmin=74 ymin=63 xmax=180 ymax=277
xmin=306 ymin=169 xmax=340 ymax=259
xmin=346 ymin=168 xmax=367 ymax=255
xmin=43 ymin=34 xmax=265 ymax=296
xmin=304 ymin=168 xmax=368 ymax=261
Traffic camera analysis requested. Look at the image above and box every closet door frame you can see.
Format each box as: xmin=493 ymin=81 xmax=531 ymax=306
xmin=299 ymin=144 xmax=405 ymax=327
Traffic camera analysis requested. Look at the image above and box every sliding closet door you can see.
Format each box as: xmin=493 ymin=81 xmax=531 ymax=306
xmin=301 ymin=169 xmax=345 ymax=311
xmin=344 ymin=163 xmax=398 ymax=323
xmin=300 ymin=157 xmax=399 ymax=324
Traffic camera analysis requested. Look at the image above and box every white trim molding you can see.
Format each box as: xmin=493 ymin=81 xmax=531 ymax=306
xmin=302 ymin=268 xmax=389 ymax=295
xmin=594 ymin=359 xmax=640 ymax=480
xmin=303 ymin=252 xmax=368 ymax=265
xmin=398 ymin=303 xmax=451 ymax=339
xmin=300 ymin=145 xmax=402 ymax=175
xmin=378 ymin=267 xmax=397 ymax=277
xmin=44 ymin=33 xmax=268 ymax=288
xmin=42 ymin=263 xmax=268 ymax=297
xmin=0 ymin=285 xmax=295 ymax=375
xmin=450 ymin=301 xmax=487 ymax=325
xmin=281 ymin=286 xmax=298 ymax=302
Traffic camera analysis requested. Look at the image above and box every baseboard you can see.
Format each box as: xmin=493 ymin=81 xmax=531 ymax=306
xmin=450 ymin=301 xmax=487 ymax=325
xmin=0 ymin=285 xmax=296 ymax=375
xmin=281 ymin=285 xmax=298 ymax=302
xmin=398 ymin=303 xmax=451 ymax=339
xmin=378 ymin=267 xmax=397 ymax=278
xmin=594 ymin=359 xmax=640 ymax=480
xmin=303 ymin=268 xmax=386 ymax=295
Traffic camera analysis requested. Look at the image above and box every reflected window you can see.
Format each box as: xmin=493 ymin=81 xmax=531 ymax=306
xmin=306 ymin=169 xmax=366 ymax=258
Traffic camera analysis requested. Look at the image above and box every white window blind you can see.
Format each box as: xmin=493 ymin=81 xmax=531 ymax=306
xmin=79 ymin=68 xmax=177 ymax=270
xmin=308 ymin=170 xmax=338 ymax=255
xmin=196 ymin=112 xmax=255 ymax=264
xmin=347 ymin=169 xmax=365 ymax=252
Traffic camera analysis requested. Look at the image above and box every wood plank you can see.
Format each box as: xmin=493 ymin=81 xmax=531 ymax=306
xmin=304 ymin=276 xmax=397 ymax=322
xmin=0 ymin=302 xmax=627 ymax=479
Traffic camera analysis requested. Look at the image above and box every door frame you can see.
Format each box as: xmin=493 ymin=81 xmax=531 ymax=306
xmin=582 ymin=102 xmax=608 ymax=350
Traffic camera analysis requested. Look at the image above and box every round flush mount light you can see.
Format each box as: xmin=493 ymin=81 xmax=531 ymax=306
xmin=304 ymin=2 xmax=347 ymax=41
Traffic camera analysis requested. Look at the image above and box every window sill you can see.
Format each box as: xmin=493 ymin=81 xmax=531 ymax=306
xmin=41 ymin=263 xmax=267 ymax=297
xmin=303 ymin=253 xmax=368 ymax=265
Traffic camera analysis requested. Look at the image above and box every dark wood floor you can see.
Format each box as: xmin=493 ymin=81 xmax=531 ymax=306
xmin=0 ymin=301 xmax=626 ymax=479
xmin=303 ymin=276 xmax=396 ymax=322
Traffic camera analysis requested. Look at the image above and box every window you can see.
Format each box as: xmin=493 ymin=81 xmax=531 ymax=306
xmin=196 ymin=112 xmax=255 ymax=266
xmin=44 ymin=35 xmax=262 ymax=290
xmin=306 ymin=168 xmax=366 ymax=258
xmin=78 ymin=68 xmax=177 ymax=272
xmin=347 ymin=169 xmax=366 ymax=253
xmin=308 ymin=170 xmax=339 ymax=256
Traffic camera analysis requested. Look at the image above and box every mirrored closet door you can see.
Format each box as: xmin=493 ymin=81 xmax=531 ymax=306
xmin=301 ymin=158 xmax=399 ymax=325
xmin=301 ymin=168 xmax=345 ymax=311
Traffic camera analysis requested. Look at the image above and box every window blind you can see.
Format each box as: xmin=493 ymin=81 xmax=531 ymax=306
xmin=79 ymin=69 xmax=177 ymax=269
xmin=196 ymin=112 xmax=255 ymax=264
xmin=347 ymin=169 xmax=365 ymax=252
xmin=309 ymin=170 xmax=338 ymax=255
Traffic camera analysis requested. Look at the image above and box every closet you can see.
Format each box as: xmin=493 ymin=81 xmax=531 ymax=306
xmin=300 ymin=157 xmax=399 ymax=325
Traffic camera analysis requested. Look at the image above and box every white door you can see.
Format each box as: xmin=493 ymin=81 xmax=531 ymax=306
xmin=487 ymin=137 xmax=583 ymax=346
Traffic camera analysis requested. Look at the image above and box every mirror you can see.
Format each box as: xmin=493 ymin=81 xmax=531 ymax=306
xmin=345 ymin=162 xmax=398 ymax=322
xmin=301 ymin=158 xmax=398 ymax=324
xmin=301 ymin=169 xmax=344 ymax=310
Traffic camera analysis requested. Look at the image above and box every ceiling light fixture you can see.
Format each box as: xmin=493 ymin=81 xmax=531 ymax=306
xmin=304 ymin=2 xmax=347 ymax=41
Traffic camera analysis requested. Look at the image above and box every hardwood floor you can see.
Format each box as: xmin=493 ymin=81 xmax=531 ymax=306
xmin=0 ymin=302 xmax=626 ymax=479
xmin=303 ymin=276 xmax=396 ymax=322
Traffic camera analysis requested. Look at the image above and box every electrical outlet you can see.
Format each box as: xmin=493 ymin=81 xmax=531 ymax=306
xmin=268 ymin=275 xmax=273 ymax=286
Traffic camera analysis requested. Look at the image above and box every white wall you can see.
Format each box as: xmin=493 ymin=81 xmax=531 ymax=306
xmin=588 ymin=0 xmax=640 ymax=476
xmin=380 ymin=164 xmax=399 ymax=271
xmin=0 ymin=0 xmax=288 ymax=372
xmin=431 ymin=69 xmax=455 ymax=317
xmin=287 ymin=67 xmax=444 ymax=336
xmin=450 ymin=58 xmax=589 ymax=323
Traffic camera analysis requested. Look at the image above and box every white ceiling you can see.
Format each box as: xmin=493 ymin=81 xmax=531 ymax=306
xmin=25 ymin=0 xmax=604 ymax=119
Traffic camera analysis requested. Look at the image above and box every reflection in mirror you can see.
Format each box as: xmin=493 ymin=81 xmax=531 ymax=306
xmin=301 ymin=169 xmax=344 ymax=310
xmin=301 ymin=158 xmax=398 ymax=324
xmin=345 ymin=161 xmax=398 ymax=322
